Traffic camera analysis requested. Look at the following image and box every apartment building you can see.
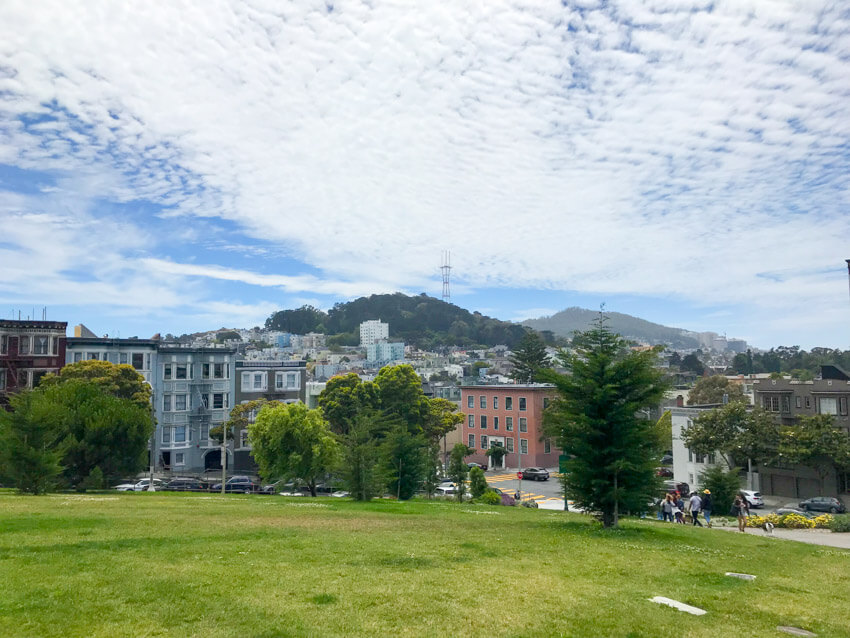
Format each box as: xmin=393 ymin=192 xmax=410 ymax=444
xmin=0 ymin=319 xmax=68 ymax=406
xmin=359 ymin=319 xmax=389 ymax=346
xmin=460 ymin=384 xmax=558 ymax=470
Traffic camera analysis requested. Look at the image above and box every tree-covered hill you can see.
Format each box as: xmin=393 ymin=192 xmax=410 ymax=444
xmin=265 ymin=293 xmax=530 ymax=349
xmin=522 ymin=307 xmax=700 ymax=349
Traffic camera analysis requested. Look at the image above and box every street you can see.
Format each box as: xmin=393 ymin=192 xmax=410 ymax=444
xmin=486 ymin=469 xmax=566 ymax=509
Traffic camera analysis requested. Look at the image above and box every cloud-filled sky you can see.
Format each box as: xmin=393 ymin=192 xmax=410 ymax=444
xmin=1 ymin=0 xmax=849 ymax=348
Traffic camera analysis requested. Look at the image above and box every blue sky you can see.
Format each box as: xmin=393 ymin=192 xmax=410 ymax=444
xmin=1 ymin=0 xmax=849 ymax=349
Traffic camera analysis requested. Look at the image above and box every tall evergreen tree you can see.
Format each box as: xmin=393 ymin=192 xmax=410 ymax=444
xmin=508 ymin=332 xmax=551 ymax=383
xmin=541 ymin=318 xmax=668 ymax=528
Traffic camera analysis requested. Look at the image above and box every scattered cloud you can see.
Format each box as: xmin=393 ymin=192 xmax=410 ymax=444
xmin=1 ymin=0 xmax=849 ymax=345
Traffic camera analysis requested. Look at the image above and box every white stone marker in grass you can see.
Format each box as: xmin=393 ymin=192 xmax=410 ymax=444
xmin=648 ymin=596 xmax=706 ymax=615
xmin=777 ymin=627 xmax=816 ymax=637
xmin=725 ymin=572 xmax=756 ymax=580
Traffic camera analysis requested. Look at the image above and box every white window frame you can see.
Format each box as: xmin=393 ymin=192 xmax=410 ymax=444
xmin=0 ymin=369 xmax=5 ymax=390
xmin=819 ymin=397 xmax=838 ymax=415
xmin=479 ymin=396 xmax=486 ymax=409
xmin=19 ymin=336 xmax=31 ymax=355
xmin=163 ymin=395 xmax=172 ymax=412
xmin=519 ymin=397 xmax=527 ymax=411
xmin=544 ymin=439 xmax=551 ymax=454
xmin=493 ymin=396 xmax=498 ymax=409
xmin=240 ymin=430 xmax=249 ymax=448
xmin=467 ymin=395 xmax=474 ymax=409
xmin=506 ymin=416 xmax=513 ymax=432
xmin=33 ymin=336 xmax=49 ymax=355
xmin=505 ymin=397 xmax=513 ymax=411
xmin=17 ymin=369 xmax=28 ymax=388
xmin=506 ymin=438 xmax=514 ymax=453
xmin=174 ymin=394 xmax=187 ymax=411
xmin=493 ymin=416 xmax=499 ymax=430
xmin=467 ymin=414 xmax=474 ymax=428
xmin=174 ymin=425 xmax=186 ymax=443
xmin=520 ymin=438 xmax=528 ymax=455
xmin=174 ymin=452 xmax=185 ymax=466
xmin=519 ymin=417 xmax=528 ymax=433
xmin=481 ymin=435 xmax=489 ymax=449
xmin=468 ymin=434 xmax=475 ymax=448
xmin=162 ymin=427 xmax=171 ymax=444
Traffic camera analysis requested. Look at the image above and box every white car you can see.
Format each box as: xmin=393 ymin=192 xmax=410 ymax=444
xmin=435 ymin=484 xmax=458 ymax=496
xmin=133 ymin=478 xmax=164 ymax=491
xmin=113 ymin=481 xmax=138 ymax=491
xmin=741 ymin=490 xmax=764 ymax=509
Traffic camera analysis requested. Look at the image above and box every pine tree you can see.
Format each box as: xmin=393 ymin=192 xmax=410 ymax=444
xmin=508 ymin=332 xmax=551 ymax=383
xmin=541 ymin=318 xmax=668 ymax=528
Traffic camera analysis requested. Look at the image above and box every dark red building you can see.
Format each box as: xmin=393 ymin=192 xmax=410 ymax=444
xmin=0 ymin=320 xmax=68 ymax=407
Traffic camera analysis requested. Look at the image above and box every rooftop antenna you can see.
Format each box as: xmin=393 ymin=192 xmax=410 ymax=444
xmin=846 ymin=259 xmax=850 ymax=305
xmin=441 ymin=250 xmax=452 ymax=304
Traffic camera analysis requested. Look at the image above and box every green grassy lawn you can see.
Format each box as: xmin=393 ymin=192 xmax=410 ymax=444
xmin=1 ymin=492 xmax=848 ymax=638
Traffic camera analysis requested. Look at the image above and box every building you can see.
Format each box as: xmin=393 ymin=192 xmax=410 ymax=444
xmin=0 ymin=319 xmax=68 ymax=406
xmin=460 ymin=384 xmax=558 ymax=470
xmin=359 ymin=319 xmax=389 ymax=346
xmin=232 ymin=359 xmax=307 ymax=472
xmin=366 ymin=341 xmax=405 ymax=366
xmin=65 ymin=330 xmax=158 ymax=384
xmin=670 ymin=405 xmax=725 ymax=490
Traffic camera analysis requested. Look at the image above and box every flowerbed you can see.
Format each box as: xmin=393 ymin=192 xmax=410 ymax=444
xmin=746 ymin=513 xmax=832 ymax=530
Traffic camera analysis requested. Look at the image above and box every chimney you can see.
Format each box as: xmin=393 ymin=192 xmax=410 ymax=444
xmin=676 ymin=395 xmax=684 ymax=408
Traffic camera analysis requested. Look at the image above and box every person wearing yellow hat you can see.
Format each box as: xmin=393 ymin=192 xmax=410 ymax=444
xmin=700 ymin=489 xmax=712 ymax=527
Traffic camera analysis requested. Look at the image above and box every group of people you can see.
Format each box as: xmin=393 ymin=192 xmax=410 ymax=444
xmin=659 ymin=489 xmax=713 ymax=527
xmin=658 ymin=489 xmax=752 ymax=532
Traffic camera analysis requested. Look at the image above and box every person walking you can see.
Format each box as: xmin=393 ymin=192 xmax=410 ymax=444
xmin=732 ymin=493 xmax=750 ymax=532
xmin=689 ymin=491 xmax=703 ymax=527
xmin=700 ymin=489 xmax=712 ymax=528
xmin=674 ymin=493 xmax=686 ymax=524
xmin=661 ymin=493 xmax=674 ymax=522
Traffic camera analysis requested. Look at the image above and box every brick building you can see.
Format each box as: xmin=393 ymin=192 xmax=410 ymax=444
xmin=0 ymin=320 xmax=68 ymax=407
xmin=460 ymin=384 xmax=558 ymax=470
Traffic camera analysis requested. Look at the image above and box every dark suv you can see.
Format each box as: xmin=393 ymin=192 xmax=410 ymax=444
xmin=799 ymin=496 xmax=846 ymax=514
xmin=523 ymin=467 xmax=550 ymax=481
xmin=165 ymin=478 xmax=206 ymax=492
xmin=211 ymin=476 xmax=259 ymax=493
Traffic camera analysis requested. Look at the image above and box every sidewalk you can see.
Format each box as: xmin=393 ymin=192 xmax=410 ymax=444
xmin=716 ymin=526 xmax=850 ymax=549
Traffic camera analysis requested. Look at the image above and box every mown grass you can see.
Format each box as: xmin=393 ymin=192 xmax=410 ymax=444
xmin=1 ymin=491 xmax=848 ymax=637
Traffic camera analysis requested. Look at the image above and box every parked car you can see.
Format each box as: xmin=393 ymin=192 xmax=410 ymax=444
xmin=129 ymin=478 xmax=165 ymax=492
xmin=741 ymin=490 xmax=764 ymax=508
xmin=259 ymin=480 xmax=295 ymax=495
xmin=435 ymin=484 xmax=458 ymax=496
xmin=775 ymin=504 xmax=815 ymax=518
xmin=663 ymin=480 xmax=690 ymax=495
xmin=655 ymin=467 xmax=673 ymax=478
xmin=165 ymin=478 xmax=206 ymax=492
xmin=467 ymin=462 xmax=488 ymax=471
xmin=210 ymin=476 xmax=259 ymax=493
xmin=799 ymin=496 xmax=846 ymax=514
xmin=523 ymin=467 xmax=550 ymax=481
xmin=112 ymin=479 xmax=141 ymax=491
xmin=660 ymin=454 xmax=674 ymax=466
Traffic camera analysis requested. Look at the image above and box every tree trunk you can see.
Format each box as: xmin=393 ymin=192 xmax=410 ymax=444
xmin=613 ymin=471 xmax=619 ymax=528
xmin=310 ymin=480 xmax=317 ymax=497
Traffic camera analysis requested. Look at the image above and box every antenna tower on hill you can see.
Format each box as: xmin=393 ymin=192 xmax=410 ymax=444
xmin=441 ymin=250 xmax=452 ymax=304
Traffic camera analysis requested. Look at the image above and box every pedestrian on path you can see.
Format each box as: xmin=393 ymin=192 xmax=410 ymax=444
xmin=731 ymin=493 xmax=750 ymax=532
xmin=700 ymin=490 xmax=712 ymax=528
xmin=674 ymin=493 xmax=686 ymax=524
xmin=688 ymin=491 xmax=703 ymax=527
xmin=661 ymin=493 xmax=674 ymax=522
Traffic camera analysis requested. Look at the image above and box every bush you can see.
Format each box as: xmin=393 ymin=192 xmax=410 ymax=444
xmin=80 ymin=466 xmax=105 ymax=491
xmin=827 ymin=514 xmax=850 ymax=533
xmin=469 ymin=466 xmax=488 ymax=499
xmin=699 ymin=465 xmax=741 ymax=515
xmin=479 ymin=490 xmax=502 ymax=505
xmin=747 ymin=513 xmax=833 ymax=530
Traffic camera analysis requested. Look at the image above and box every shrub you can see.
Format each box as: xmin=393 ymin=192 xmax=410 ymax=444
xmin=479 ymin=490 xmax=502 ymax=505
xmin=699 ymin=465 xmax=741 ymax=516
xmin=469 ymin=466 xmax=488 ymax=499
xmin=827 ymin=514 xmax=850 ymax=533
xmin=780 ymin=513 xmax=815 ymax=529
xmin=812 ymin=514 xmax=833 ymax=529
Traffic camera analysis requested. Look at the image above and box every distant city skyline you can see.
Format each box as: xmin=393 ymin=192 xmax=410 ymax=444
xmin=1 ymin=2 xmax=849 ymax=350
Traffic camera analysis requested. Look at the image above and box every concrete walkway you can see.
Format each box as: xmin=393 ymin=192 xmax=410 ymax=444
xmin=716 ymin=526 xmax=850 ymax=549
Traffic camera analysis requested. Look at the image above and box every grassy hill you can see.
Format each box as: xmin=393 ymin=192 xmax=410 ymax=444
xmin=523 ymin=307 xmax=701 ymax=348
xmin=1 ymin=492 xmax=846 ymax=637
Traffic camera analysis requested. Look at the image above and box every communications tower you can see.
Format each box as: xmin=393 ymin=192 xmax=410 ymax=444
xmin=441 ymin=251 xmax=452 ymax=304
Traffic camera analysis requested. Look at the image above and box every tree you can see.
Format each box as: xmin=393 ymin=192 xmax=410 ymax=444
xmin=341 ymin=413 xmax=388 ymax=501
xmin=317 ymin=373 xmax=380 ymax=435
xmin=780 ymin=415 xmax=850 ymax=495
xmin=213 ymin=399 xmax=272 ymax=444
xmin=687 ymin=375 xmax=747 ymax=406
xmin=540 ymin=318 xmax=668 ymax=528
xmin=40 ymin=360 xmax=152 ymax=410
xmin=383 ymin=425 xmax=427 ymax=500
xmin=485 ymin=443 xmax=507 ymax=469
xmin=448 ymin=443 xmax=473 ymax=502
xmin=509 ymin=332 xmax=551 ymax=383
xmin=249 ymin=402 xmax=340 ymax=497
xmin=699 ymin=464 xmax=741 ymax=516
xmin=682 ymin=404 xmax=780 ymax=470
xmin=680 ymin=353 xmax=705 ymax=375
xmin=422 ymin=444 xmax=442 ymax=499
xmin=422 ymin=397 xmax=464 ymax=444
xmin=374 ymin=365 xmax=428 ymax=433
xmin=0 ymin=391 xmax=66 ymax=494
xmin=469 ymin=466 xmax=488 ymax=499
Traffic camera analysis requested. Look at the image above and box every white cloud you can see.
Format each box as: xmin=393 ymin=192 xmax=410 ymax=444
xmin=0 ymin=0 xmax=849 ymax=344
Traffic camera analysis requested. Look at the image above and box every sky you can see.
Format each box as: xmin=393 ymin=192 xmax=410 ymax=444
xmin=1 ymin=0 xmax=849 ymax=349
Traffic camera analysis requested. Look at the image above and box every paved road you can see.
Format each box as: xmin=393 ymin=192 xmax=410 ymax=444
xmin=486 ymin=470 xmax=566 ymax=509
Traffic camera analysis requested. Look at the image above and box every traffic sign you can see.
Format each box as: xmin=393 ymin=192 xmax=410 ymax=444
xmin=517 ymin=471 xmax=523 ymax=479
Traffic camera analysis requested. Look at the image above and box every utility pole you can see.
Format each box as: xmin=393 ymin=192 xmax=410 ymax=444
xmin=221 ymin=423 xmax=227 ymax=495
xmin=148 ymin=384 xmax=156 ymax=492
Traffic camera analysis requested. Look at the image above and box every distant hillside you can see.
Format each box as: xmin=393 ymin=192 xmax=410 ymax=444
xmin=523 ymin=307 xmax=700 ymax=349
xmin=265 ymin=293 xmax=530 ymax=349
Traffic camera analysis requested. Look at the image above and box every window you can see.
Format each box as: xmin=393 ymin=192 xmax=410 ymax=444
xmin=164 ymin=363 xmax=172 ymax=379
xmin=544 ymin=439 xmax=551 ymax=454
xmin=213 ymin=393 xmax=227 ymax=409
xmin=468 ymin=434 xmax=475 ymax=448
xmin=505 ymin=397 xmax=513 ymax=410
xmin=520 ymin=439 xmax=528 ymax=454
xmin=200 ymin=424 xmax=209 ymax=444
xmin=480 ymin=396 xmax=486 ymax=409
xmin=174 ymin=453 xmax=185 ymax=466
xmin=0 ymin=335 xmax=6 ymax=354
xmin=493 ymin=396 xmax=498 ymax=409
xmin=214 ymin=363 xmax=227 ymax=379
xmin=771 ymin=396 xmax=780 ymax=412
xmin=820 ymin=397 xmax=838 ymax=415
xmin=519 ymin=417 xmax=527 ymax=433
xmin=17 ymin=369 xmax=28 ymax=388
xmin=840 ymin=397 xmax=848 ymax=416
xmin=506 ymin=438 xmax=514 ymax=452
xmin=543 ymin=398 xmax=550 ymax=409
xmin=481 ymin=435 xmax=488 ymax=449
xmin=467 ymin=395 xmax=474 ymax=409
xmin=689 ymin=449 xmax=693 ymax=462
xmin=33 ymin=336 xmax=49 ymax=355
xmin=468 ymin=414 xmax=474 ymax=428
xmin=519 ymin=397 xmax=527 ymax=411
xmin=805 ymin=396 xmax=811 ymax=409
xmin=202 ymin=363 xmax=211 ymax=379
xmin=506 ymin=417 xmax=513 ymax=431
xmin=73 ymin=352 xmax=82 ymax=363
xmin=175 ymin=365 xmax=188 ymax=380
xmin=0 ymin=369 xmax=5 ymax=390
xmin=275 ymin=371 xmax=301 ymax=390
xmin=200 ymin=393 xmax=209 ymax=409
xmin=88 ymin=352 xmax=99 ymax=361
xmin=175 ymin=394 xmax=187 ymax=411
xmin=19 ymin=336 xmax=30 ymax=355
xmin=162 ymin=427 xmax=171 ymax=444
xmin=132 ymin=353 xmax=144 ymax=370
xmin=163 ymin=395 xmax=172 ymax=412
xmin=781 ymin=395 xmax=791 ymax=414
xmin=795 ymin=396 xmax=802 ymax=408
xmin=174 ymin=426 xmax=186 ymax=443
xmin=119 ymin=352 xmax=128 ymax=365
xmin=241 ymin=371 xmax=267 ymax=392
xmin=493 ymin=416 xmax=499 ymax=431
xmin=33 ymin=370 xmax=47 ymax=387
xmin=480 ymin=415 xmax=487 ymax=429
xmin=240 ymin=430 xmax=249 ymax=447
xmin=708 ymin=453 xmax=716 ymax=464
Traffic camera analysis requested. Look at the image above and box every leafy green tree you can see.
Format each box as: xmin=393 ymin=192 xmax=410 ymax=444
xmin=779 ymin=415 xmax=850 ymax=496
xmin=699 ymin=464 xmax=741 ymax=516
xmin=680 ymin=353 xmax=705 ymax=375
xmin=448 ymin=443 xmax=473 ymax=502
xmin=422 ymin=445 xmax=442 ymax=498
xmin=40 ymin=360 xmax=152 ymax=410
xmin=654 ymin=410 xmax=673 ymax=453
xmin=541 ymin=318 xmax=668 ymax=528
xmin=317 ymin=373 xmax=380 ymax=435
xmin=422 ymin=397 xmax=464 ymax=444
xmin=374 ymin=365 xmax=428 ymax=433
xmin=687 ymin=375 xmax=747 ymax=406
xmin=249 ymin=402 xmax=340 ymax=497
xmin=0 ymin=391 xmax=66 ymax=494
xmin=682 ymin=404 xmax=780 ymax=471
xmin=509 ymin=331 xmax=551 ymax=382
xmin=469 ymin=466 xmax=488 ymax=499
xmin=383 ymin=425 xmax=427 ymax=500
xmin=341 ymin=413 xmax=388 ymax=501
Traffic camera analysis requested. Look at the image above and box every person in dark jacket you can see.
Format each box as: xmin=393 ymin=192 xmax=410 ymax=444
xmin=700 ymin=489 xmax=712 ymax=528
